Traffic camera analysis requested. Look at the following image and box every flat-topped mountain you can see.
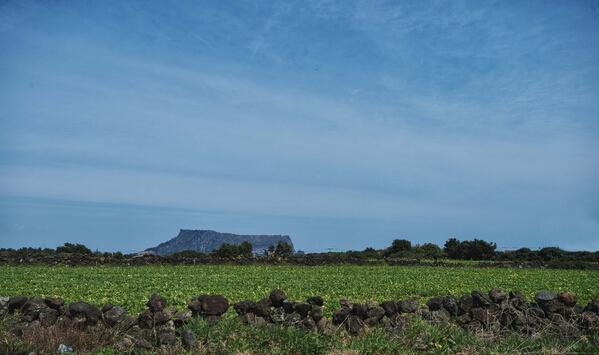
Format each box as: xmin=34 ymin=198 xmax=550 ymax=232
xmin=145 ymin=229 xmax=294 ymax=256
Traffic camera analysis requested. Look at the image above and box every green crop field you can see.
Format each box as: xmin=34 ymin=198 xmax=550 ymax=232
xmin=1 ymin=265 xmax=598 ymax=313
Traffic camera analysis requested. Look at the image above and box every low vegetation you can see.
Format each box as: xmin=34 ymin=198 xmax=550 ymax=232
xmin=1 ymin=265 xmax=597 ymax=313
xmin=2 ymin=238 xmax=599 ymax=269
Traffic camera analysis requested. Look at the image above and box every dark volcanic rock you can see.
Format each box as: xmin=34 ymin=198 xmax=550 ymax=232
xmin=333 ymin=306 xmax=351 ymax=325
xmin=535 ymin=291 xmax=557 ymax=304
xmin=443 ymin=297 xmax=459 ymax=316
xmin=558 ymin=292 xmax=577 ymax=307
xmin=309 ymin=306 xmax=323 ymax=322
xmin=586 ymin=299 xmax=599 ymax=314
xmin=7 ymin=296 xmax=28 ymax=313
xmin=306 ymin=296 xmax=324 ymax=306
xmin=459 ymin=295 xmax=474 ymax=314
xmin=269 ymin=290 xmax=287 ymax=307
xmin=489 ymin=288 xmax=507 ymax=304
xmin=21 ymin=298 xmax=47 ymax=321
xmin=137 ymin=309 xmax=154 ymax=329
xmin=397 ymin=299 xmax=419 ymax=314
xmin=471 ymin=307 xmax=493 ymax=325
xmin=281 ymin=300 xmax=296 ymax=314
xmin=270 ymin=307 xmax=286 ymax=323
xmin=471 ymin=291 xmax=492 ymax=308
xmin=145 ymin=229 xmax=294 ymax=256
xmin=189 ymin=295 xmax=229 ymax=317
xmin=426 ymin=297 xmax=444 ymax=311
xmin=352 ymin=303 xmax=368 ymax=318
xmin=283 ymin=312 xmax=301 ymax=326
xmin=68 ymin=302 xmax=101 ymax=326
xmin=173 ymin=310 xmax=192 ymax=326
xmin=380 ymin=301 xmax=397 ymax=317
xmin=346 ymin=315 xmax=364 ymax=335
xmin=253 ymin=298 xmax=272 ymax=318
xmin=365 ymin=306 xmax=385 ymax=325
xmin=153 ymin=309 xmax=172 ymax=325
xmin=104 ymin=306 xmax=127 ymax=326
xmin=293 ymin=302 xmax=312 ymax=318
xmin=44 ymin=297 xmax=65 ymax=310
xmin=147 ymin=294 xmax=167 ymax=312
xmin=234 ymin=300 xmax=255 ymax=316
xmin=39 ymin=308 xmax=59 ymax=327
xmin=541 ymin=299 xmax=564 ymax=314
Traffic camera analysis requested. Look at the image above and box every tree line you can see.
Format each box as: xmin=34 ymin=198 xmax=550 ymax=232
xmin=1 ymin=238 xmax=598 ymax=265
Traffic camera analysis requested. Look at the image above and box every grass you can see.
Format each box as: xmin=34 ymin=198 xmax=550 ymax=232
xmin=5 ymin=315 xmax=596 ymax=355
xmin=0 ymin=265 xmax=598 ymax=313
xmin=89 ymin=317 xmax=599 ymax=354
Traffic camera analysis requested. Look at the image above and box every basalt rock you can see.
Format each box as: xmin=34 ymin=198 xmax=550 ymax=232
xmin=189 ymin=295 xmax=229 ymax=318
xmin=147 ymin=294 xmax=167 ymax=312
xmin=333 ymin=305 xmax=351 ymax=325
xmin=459 ymin=295 xmax=474 ymax=314
xmin=21 ymin=298 xmax=47 ymax=322
xmin=346 ymin=315 xmax=364 ymax=335
xmin=442 ymin=296 xmax=459 ymax=316
xmin=380 ymin=301 xmax=397 ymax=317
xmin=253 ymin=298 xmax=272 ymax=318
xmin=234 ymin=300 xmax=255 ymax=316
xmin=471 ymin=291 xmax=492 ymax=308
xmin=104 ymin=306 xmax=127 ymax=326
xmin=306 ymin=296 xmax=324 ymax=306
xmin=489 ymin=288 xmax=508 ymax=304
xmin=39 ymin=308 xmax=59 ymax=327
xmin=67 ymin=301 xmax=101 ymax=326
xmin=173 ymin=310 xmax=192 ymax=326
xmin=558 ymin=292 xmax=577 ymax=307
xmin=535 ymin=291 xmax=558 ymax=304
xmin=269 ymin=289 xmax=287 ymax=307
xmin=44 ymin=297 xmax=65 ymax=310
xmin=7 ymin=296 xmax=28 ymax=313
xmin=426 ymin=297 xmax=444 ymax=311
xmin=309 ymin=306 xmax=323 ymax=322
xmin=293 ymin=302 xmax=312 ymax=318
xmin=397 ymin=299 xmax=419 ymax=313
xmin=585 ymin=299 xmax=599 ymax=314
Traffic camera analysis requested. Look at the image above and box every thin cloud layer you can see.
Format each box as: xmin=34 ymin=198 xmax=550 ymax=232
xmin=1 ymin=0 xmax=598 ymax=251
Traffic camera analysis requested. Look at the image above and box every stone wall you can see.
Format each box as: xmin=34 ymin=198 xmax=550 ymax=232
xmin=1 ymin=289 xmax=598 ymax=352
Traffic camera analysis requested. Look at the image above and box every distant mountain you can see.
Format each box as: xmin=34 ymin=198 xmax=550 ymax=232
xmin=145 ymin=229 xmax=294 ymax=256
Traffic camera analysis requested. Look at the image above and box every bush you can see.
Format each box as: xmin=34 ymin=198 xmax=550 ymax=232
xmin=444 ymin=238 xmax=496 ymax=260
xmin=56 ymin=243 xmax=92 ymax=255
xmin=274 ymin=242 xmax=293 ymax=258
xmin=385 ymin=239 xmax=411 ymax=257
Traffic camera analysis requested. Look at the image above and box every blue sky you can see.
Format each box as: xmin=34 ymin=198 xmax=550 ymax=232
xmin=1 ymin=0 xmax=598 ymax=252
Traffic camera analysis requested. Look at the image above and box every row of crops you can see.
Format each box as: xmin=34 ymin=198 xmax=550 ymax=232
xmin=0 ymin=265 xmax=597 ymax=313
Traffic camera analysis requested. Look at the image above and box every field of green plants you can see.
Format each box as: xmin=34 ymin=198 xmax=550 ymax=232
xmin=1 ymin=265 xmax=597 ymax=313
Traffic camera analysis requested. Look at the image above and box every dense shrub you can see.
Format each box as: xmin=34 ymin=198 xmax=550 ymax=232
xmin=56 ymin=243 xmax=92 ymax=255
xmin=211 ymin=242 xmax=253 ymax=258
xmin=384 ymin=239 xmax=412 ymax=256
xmin=444 ymin=238 xmax=496 ymax=260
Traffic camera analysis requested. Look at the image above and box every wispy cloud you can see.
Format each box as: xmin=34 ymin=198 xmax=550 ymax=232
xmin=1 ymin=0 xmax=598 ymax=250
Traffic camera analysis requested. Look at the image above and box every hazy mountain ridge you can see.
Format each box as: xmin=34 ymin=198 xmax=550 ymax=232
xmin=145 ymin=229 xmax=294 ymax=256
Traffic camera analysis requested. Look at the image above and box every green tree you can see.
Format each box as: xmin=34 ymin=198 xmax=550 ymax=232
xmin=239 ymin=241 xmax=253 ymax=258
xmin=212 ymin=243 xmax=239 ymax=258
xmin=443 ymin=238 xmax=462 ymax=259
xmin=274 ymin=242 xmax=293 ymax=258
xmin=385 ymin=239 xmax=412 ymax=257
xmin=56 ymin=243 xmax=92 ymax=255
